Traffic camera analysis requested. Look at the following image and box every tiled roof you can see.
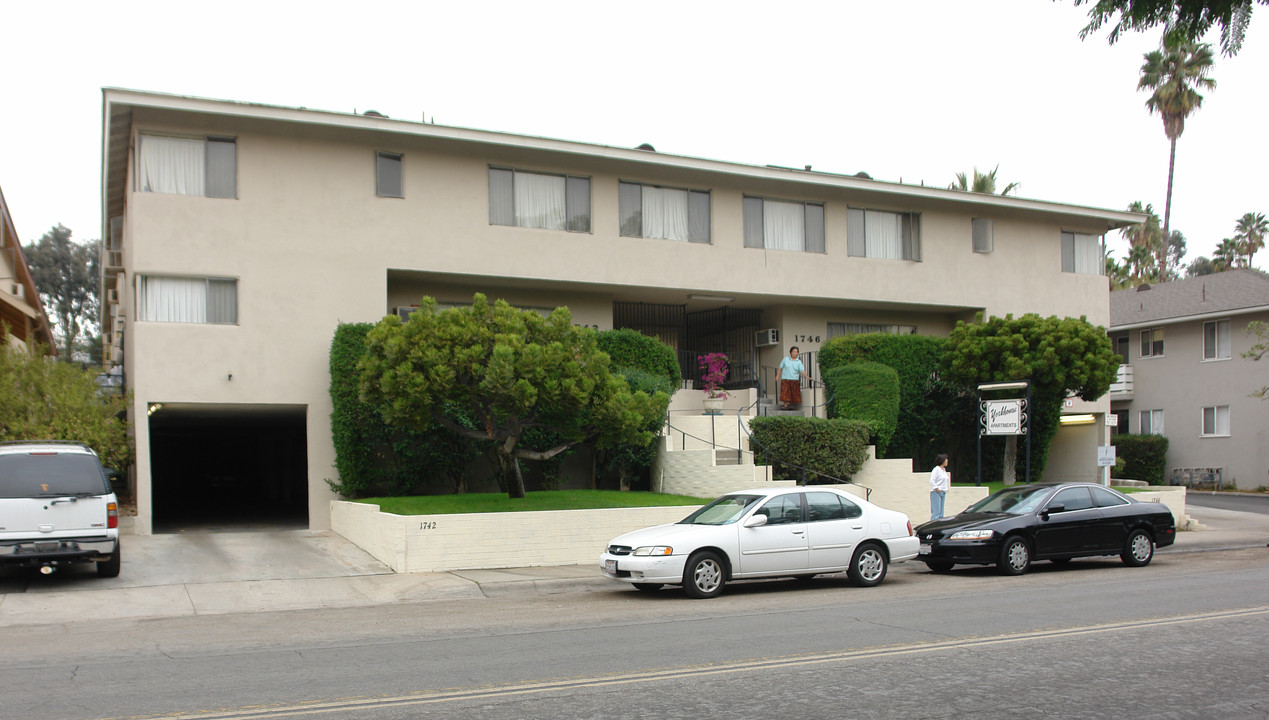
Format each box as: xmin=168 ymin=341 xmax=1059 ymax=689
xmin=1110 ymin=268 xmax=1269 ymax=328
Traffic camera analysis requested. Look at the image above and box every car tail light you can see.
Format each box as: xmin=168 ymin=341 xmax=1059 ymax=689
xmin=107 ymin=502 xmax=118 ymax=529
xmin=907 ymin=520 xmax=914 ymax=536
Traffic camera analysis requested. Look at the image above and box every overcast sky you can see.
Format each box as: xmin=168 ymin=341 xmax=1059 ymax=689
xmin=2 ymin=0 xmax=1264 ymax=270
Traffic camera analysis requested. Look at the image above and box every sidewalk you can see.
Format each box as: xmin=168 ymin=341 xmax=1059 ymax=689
xmin=0 ymin=504 xmax=1263 ymax=628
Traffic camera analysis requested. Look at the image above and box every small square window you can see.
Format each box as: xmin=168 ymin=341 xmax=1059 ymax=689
xmin=376 ymin=152 xmax=403 ymax=198
xmin=1203 ymin=319 xmax=1231 ymax=360
xmin=1140 ymin=328 xmax=1164 ymax=358
xmin=1201 ymin=405 xmax=1230 ymax=436
xmin=1139 ymin=409 xmax=1164 ymax=435
xmin=972 ymin=218 xmax=993 ymax=253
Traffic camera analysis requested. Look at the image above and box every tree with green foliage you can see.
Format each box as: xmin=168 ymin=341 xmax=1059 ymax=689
xmin=945 ymin=314 xmax=1119 ymax=484
xmin=358 ymin=295 xmax=667 ymax=499
xmin=596 ymin=328 xmax=681 ymax=386
xmin=1243 ymin=320 xmax=1268 ymax=399
xmin=0 ymin=332 xmax=131 ymax=471
xmin=1233 ymin=211 xmax=1267 ymax=267
xmin=1075 ymin=0 xmax=1262 ymax=56
xmin=602 ymin=366 xmax=674 ymax=490
xmin=22 ymin=225 xmax=99 ymax=360
xmin=1186 ymin=255 xmax=1219 ymax=276
xmin=1214 ymin=237 xmax=1241 ymax=269
xmin=823 ymin=362 xmax=900 ymax=454
xmin=1138 ymin=33 xmax=1216 ymax=280
xmin=948 ymin=165 xmax=1019 ymax=196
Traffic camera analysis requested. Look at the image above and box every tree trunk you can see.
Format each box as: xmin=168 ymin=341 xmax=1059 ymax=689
xmin=1161 ymin=136 xmax=1177 ymax=280
xmin=497 ymin=452 xmax=527 ymax=499
xmin=1002 ymin=435 xmax=1018 ymax=486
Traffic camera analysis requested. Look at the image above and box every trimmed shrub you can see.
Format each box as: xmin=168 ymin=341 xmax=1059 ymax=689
xmin=747 ymin=416 xmax=871 ymax=483
xmin=1111 ymin=434 xmax=1170 ymax=485
xmin=823 ymin=362 xmax=900 ymax=454
xmin=597 ymin=329 xmax=681 ymax=386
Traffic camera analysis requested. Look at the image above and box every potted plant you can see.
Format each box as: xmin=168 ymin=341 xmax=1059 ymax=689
xmin=698 ymin=353 xmax=730 ymax=415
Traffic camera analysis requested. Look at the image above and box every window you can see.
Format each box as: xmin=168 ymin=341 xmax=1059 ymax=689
xmin=757 ymin=494 xmax=803 ymax=525
xmin=1140 ymin=328 xmax=1164 ymax=357
xmin=743 ymin=197 xmax=825 ymax=252
xmin=1203 ymin=319 xmax=1231 ymax=360
xmin=138 ymin=134 xmax=236 ymax=198
xmin=1090 ymin=486 xmax=1129 ymax=508
xmin=827 ymin=323 xmax=917 ymax=338
xmin=847 ymin=208 xmax=921 ymax=260
xmin=1114 ymin=335 xmax=1129 ymax=363
xmin=619 ymin=182 xmax=709 ymax=243
xmin=376 ymin=152 xmax=403 ymax=198
xmin=972 ymin=218 xmax=993 ymax=253
xmin=1201 ymin=405 xmax=1230 ymax=436
xmin=488 ymin=168 xmax=590 ymax=232
xmin=1139 ymin=409 xmax=1164 ymax=435
xmin=805 ymin=492 xmax=862 ymax=521
xmin=1049 ymin=487 xmax=1094 ymax=512
xmin=1060 ymin=231 xmax=1103 ymax=274
xmin=1110 ymin=410 xmax=1129 ymax=436
xmin=137 ymin=275 xmax=238 ymax=324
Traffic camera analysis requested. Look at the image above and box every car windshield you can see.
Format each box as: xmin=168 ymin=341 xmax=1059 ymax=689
xmin=679 ymin=494 xmax=764 ymax=525
xmin=965 ymin=486 xmax=1053 ymax=516
xmin=0 ymin=453 xmax=108 ymax=498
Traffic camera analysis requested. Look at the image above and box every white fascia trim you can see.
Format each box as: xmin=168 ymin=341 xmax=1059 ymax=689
xmin=1110 ymin=304 xmax=1269 ymax=332
xmin=102 ymin=88 xmax=1143 ymax=228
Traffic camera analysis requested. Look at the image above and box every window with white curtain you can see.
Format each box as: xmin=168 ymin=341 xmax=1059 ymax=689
xmin=376 ymin=152 xmax=403 ymax=198
xmin=138 ymin=134 xmax=236 ymax=198
xmin=619 ymin=182 xmax=710 ymax=243
xmin=1139 ymin=409 xmax=1164 ymax=435
xmin=742 ymin=197 xmax=825 ymax=252
xmin=1201 ymin=405 xmax=1230 ymax=436
xmin=972 ymin=218 xmax=994 ymax=253
xmin=137 ymin=275 xmax=238 ymax=324
xmin=1061 ymin=231 xmax=1103 ymax=274
xmin=847 ymin=207 xmax=921 ymax=260
xmin=1203 ymin=319 xmax=1231 ymax=360
xmin=488 ymin=168 xmax=590 ymax=232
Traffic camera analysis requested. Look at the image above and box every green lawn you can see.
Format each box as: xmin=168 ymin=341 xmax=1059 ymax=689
xmin=356 ymin=490 xmax=709 ymax=516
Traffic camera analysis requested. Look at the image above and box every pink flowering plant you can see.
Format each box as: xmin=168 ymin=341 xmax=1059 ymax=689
xmin=698 ymin=353 xmax=730 ymax=399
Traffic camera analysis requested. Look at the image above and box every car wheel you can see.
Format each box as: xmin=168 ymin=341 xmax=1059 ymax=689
xmin=848 ymin=543 xmax=888 ymax=587
xmin=96 ymin=546 xmax=121 ymax=578
xmin=633 ymin=583 xmax=663 ymax=593
xmin=1121 ymin=529 xmax=1154 ymax=567
xmin=682 ymin=551 xmax=726 ymax=599
xmin=924 ymin=560 xmax=954 ymax=573
xmin=997 ymin=536 xmax=1031 ymax=576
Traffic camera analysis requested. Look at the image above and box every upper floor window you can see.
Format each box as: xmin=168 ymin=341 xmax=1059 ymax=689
xmin=972 ymin=218 xmax=994 ymax=253
xmin=847 ymin=208 xmax=921 ymax=261
xmin=743 ymin=197 xmax=825 ymax=253
xmin=1060 ymin=231 xmax=1103 ymax=274
xmin=1140 ymin=328 xmax=1164 ymax=358
xmin=1113 ymin=335 xmax=1130 ymax=363
xmin=1201 ymin=405 xmax=1230 ymax=436
xmin=376 ymin=152 xmax=403 ymax=198
xmin=1203 ymin=319 xmax=1231 ymax=360
xmin=138 ymin=134 xmax=236 ymax=198
xmin=138 ymin=275 xmax=238 ymax=324
xmin=488 ymin=168 xmax=590 ymax=232
xmin=619 ymin=182 xmax=710 ymax=243
xmin=1139 ymin=409 xmax=1164 ymax=435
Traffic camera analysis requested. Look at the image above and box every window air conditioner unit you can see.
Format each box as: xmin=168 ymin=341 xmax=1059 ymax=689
xmin=755 ymin=329 xmax=780 ymax=347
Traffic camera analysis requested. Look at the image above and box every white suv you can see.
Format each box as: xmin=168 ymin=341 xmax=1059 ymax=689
xmin=0 ymin=441 xmax=121 ymax=577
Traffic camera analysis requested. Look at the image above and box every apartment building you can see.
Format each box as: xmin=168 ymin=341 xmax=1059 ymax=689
xmin=1109 ymin=269 xmax=1269 ymax=488
xmin=101 ymin=89 xmax=1139 ymax=533
xmin=0 ymin=185 xmax=56 ymax=352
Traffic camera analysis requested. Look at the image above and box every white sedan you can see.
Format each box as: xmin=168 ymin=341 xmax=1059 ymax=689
xmin=600 ymin=486 xmax=919 ymax=598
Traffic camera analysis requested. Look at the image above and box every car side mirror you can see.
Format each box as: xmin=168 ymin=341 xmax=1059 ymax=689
xmin=743 ymin=514 xmax=769 ymax=528
xmin=1041 ymin=503 xmax=1065 ymax=519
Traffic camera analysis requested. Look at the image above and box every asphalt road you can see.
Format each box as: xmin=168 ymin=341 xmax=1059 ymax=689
xmin=2 ymin=547 xmax=1266 ymax=719
xmin=1186 ymin=491 xmax=1269 ymax=515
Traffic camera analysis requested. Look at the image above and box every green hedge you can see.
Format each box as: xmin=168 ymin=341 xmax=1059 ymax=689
xmin=822 ymin=362 xmax=900 ymax=454
xmin=597 ymin=329 xmax=681 ymax=386
xmin=328 ymin=323 xmax=480 ymax=498
xmin=1111 ymin=434 xmax=1170 ymax=485
xmin=747 ymin=416 xmax=871 ymax=483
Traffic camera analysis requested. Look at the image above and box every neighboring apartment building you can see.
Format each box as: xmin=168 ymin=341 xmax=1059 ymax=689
xmin=101 ymin=89 xmax=1140 ymax=534
xmin=1108 ymin=269 xmax=1269 ymax=488
xmin=0 ymin=185 xmax=56 ymax=352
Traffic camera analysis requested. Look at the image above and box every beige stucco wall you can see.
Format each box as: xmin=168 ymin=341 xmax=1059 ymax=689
xmin=117 ymin=104 xmax=1120 ymax=533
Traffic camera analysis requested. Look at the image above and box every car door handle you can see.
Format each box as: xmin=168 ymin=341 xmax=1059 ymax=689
xmin=851 ymin=525 xmax=863 ymax=530
xmin=792 ymin=530 xmax=804 ymax=535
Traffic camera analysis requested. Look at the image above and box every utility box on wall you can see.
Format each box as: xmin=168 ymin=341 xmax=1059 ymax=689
xmin=755 ymin=328 xmax=780 ymax=347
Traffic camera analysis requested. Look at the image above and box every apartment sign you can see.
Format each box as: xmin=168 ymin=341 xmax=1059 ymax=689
xmin=983 ymin=399 xmax=1024 ymax=435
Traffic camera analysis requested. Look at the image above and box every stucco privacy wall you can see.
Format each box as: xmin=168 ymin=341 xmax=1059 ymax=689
xmin=331 ymin=501 xmax=698 ymax=573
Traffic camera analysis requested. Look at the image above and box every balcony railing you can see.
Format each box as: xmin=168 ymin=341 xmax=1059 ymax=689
xmin=1109 ymin=363 xmax=1133 ymax=398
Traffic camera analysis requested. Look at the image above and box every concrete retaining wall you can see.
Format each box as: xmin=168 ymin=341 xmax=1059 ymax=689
xmin=331 ymin=501 xmax=699 ymax=573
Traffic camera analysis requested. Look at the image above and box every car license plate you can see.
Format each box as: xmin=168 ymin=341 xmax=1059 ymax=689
xmin=918 ymin=544 xmax=931 ymax=555
xmin=604 ymin=558 xmax=617 ymax=573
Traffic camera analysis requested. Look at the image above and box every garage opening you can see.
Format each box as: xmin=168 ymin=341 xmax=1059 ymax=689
xmin=149 ymin=404 xmax=308 ymax=532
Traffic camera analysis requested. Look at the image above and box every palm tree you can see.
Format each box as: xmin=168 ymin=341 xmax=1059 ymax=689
xmin=1138 ymin=34 xmax=1216 ymax=280
xmin=1121 ymin=201 xmax=1162 ymax=251
xmin=1105 ymin=253 xmax=1131 ymax=289
xmin=1234 ymin=211 xmax=1267 ymax=267
xmin=1127 ymin=243 xmax=1157 ymax=282
xmin=1214 ymin=238 xmax=1241 ymax=270
xmin=948 ymin=165 xmax=1020 ymax=195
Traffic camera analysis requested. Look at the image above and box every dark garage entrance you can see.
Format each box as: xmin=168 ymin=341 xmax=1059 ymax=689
xmin=149 ymin=404 xmax=308 ymax=532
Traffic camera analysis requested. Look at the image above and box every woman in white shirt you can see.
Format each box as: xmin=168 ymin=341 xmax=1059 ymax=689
xmin=929 ymin=453 xmax=951 ymax=521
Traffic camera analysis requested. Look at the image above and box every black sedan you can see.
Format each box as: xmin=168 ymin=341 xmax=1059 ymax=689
xmin=914 ymin=483 xmax=1175 ymax=575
